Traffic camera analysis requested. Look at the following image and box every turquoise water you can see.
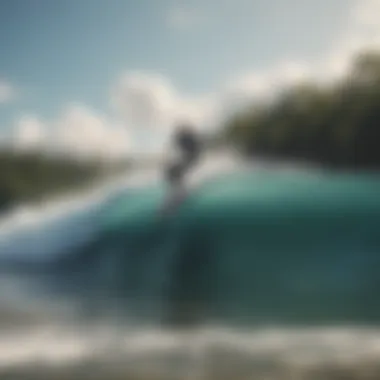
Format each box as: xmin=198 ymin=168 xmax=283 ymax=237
xmin=1 ymin=168 xmax=380 ymax=375
xmin=50 ymin=169 xmax=380 ymax=328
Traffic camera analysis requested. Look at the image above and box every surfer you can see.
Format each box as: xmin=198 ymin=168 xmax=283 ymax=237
xmin=161 ymin=123 xmax=202 ymax=214
xmin=164 ymin=123 xmax=202 ymax=191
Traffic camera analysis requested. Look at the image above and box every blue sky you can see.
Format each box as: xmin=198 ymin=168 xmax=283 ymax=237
xmin=0 ymin=0 xmax=378 ymax=158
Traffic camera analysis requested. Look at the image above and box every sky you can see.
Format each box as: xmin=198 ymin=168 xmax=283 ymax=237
xmin=0 ymin=0 xmax=380 ymax=160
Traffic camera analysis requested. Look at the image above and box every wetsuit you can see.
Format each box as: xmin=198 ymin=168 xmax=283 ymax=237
xmin=165 ymin=127 xmax=201 ymax=186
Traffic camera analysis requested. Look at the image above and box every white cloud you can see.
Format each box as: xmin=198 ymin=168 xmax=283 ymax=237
xmin=54 ymin=105 xmax=109 ymax=158
xmin=218 ymin=60 xmax=316 ymax=117
xmin=111 ymin=71 xmax=217 ymax=133
xmin=318 ymin=0 xmax=380 ymax=78
xmin=216 ymin=0 xmax=380 ymax=112
xmin=114 ymin=0 xmax=380 ymax=139
xmin=160 ymin=0 xmax=380 ymax=121
xmin=351 ymin=0 xmax=380 ymax=29
xmin=6 ymin=0 xmax=380 ymax=160
xmin=9 ymin=106 xmax=131 ymax=162
xmin=176 ymin=94 xmax=218 ymax=130
xmin=166 ymin=5 xmax=203 ymax=30
xmin=13 ymin=116 xmax=47 ymax=152
xmin=0 ymin=80 xmax=16 ymax=104
xmin=53 ymin=105 xmax=131 ymax=161
xmin=111 ymin=0 xmax=380 ymax=141
xmin=112 ymin=72 xmax=178 ymax=130
xmin=315 ymin=0 xmax=380 ymax=81
xmin=354 ymin=0 xmax=380 ymax=43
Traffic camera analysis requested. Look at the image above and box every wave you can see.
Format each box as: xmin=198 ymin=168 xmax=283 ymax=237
xmin=1 ymin=155 xmax=380 ymax=329
xmin=1 ymin=156 xmax=380 ymax=378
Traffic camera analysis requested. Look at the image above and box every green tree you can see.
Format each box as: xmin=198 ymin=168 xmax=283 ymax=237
xmin=223 ymin=49 xmax=380 ymax=170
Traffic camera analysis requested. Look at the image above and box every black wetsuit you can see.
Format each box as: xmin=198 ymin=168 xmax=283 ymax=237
xmin=165 ymin=128 xmax=201 ymax=186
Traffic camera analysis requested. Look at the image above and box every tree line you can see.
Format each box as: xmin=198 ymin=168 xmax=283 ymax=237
xmin=223 ymin=50 xmax=380 ymax=170
xmin=0 ymin=149 xmax=130 ymax=211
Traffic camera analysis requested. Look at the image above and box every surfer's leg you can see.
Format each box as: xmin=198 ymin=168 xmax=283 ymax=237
xmin=161 ymin=161 xmax=185 ymax=216
xmin=183 ymin=150 xmax=199 ymax=175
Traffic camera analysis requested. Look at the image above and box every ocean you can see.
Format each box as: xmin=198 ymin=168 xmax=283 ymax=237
xmin=0 ymin=156 xmax=380 ymax=379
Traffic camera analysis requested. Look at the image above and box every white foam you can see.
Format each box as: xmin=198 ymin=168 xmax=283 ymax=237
xmin=0 ymin=151 xmax=314 ymax=240
xmin=1 ymin=324 xmax=380 ymax=371
xmin=0 ymin=166 xmax=161 ymax=260
xmin=0 ymin=151 xmax=238 ymax=239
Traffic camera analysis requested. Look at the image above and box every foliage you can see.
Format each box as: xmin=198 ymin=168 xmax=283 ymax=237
xmin=223 ymin=50 xmax=380 ymax=170
xmin=0 ymin=150 xmax=130 ymax=210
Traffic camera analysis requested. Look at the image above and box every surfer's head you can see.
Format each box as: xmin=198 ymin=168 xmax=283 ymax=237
xmin=173 ymin=122 xmax=199 ymax=149
xmin=164 ymin=121 xmax=201 ymax=188
xmin=174 ymin=122 xmax=196 ymax=137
